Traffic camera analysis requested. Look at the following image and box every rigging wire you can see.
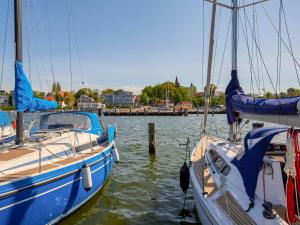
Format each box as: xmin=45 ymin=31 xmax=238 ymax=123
xmin=70 ymin=4 xmax=85 ymax=87
xmin=211 ymin=6 xmax=222 ymax=85
xmin=262 ymin=4 xmax=300 ymax=85
xmin=243 ymin=9 xmax=277 ymax=94
xmin=216 ymin=14 xmax=231 ymax=87
xmin=241 ymin=7 xmax=261 ymax=96
xmin=281 ymin=2 xmax=300 ymax=87
xmin=254 ymin=6 xmax=264 ymax=95
xmin=252 ymin=2 xmax=262 ymax=95
xmin=0 ymin=0 xmax=10 ymax=91
xmin=201 ymin=0 xmax=205 ymax=92
xmin=26 ymin=0 xmax=32 ymax=83
xmin=275 ymin=0 xmax=283 ymax=94
xmin=67 ymin=7 xmax=73 ymax=92
xmin=33 ymin=0 xmax=56 ymax=86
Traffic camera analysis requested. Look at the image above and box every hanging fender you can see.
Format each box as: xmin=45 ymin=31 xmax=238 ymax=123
xmin=82 ymin=164 xmax=93 ymax=190
xmin=180 ymin=162 xmax=190 ymax=193
xmin=111 ymin=142 xmax=120 ymax=163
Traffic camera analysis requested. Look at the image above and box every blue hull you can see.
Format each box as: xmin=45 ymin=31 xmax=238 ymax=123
xmin=0 ymin=146 xmax=114 ymax=225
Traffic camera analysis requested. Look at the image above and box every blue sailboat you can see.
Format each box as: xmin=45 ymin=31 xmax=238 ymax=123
xmin=0 ymin=111 xmax=15 ymax=145
xmin=0 ymin=1 xmax=119 ymax=224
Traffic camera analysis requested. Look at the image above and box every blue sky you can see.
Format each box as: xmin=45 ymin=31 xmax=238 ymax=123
xmin=0 ymin=0 xmax=300 ymax=94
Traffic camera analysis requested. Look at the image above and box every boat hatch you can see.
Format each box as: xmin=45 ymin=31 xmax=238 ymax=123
xmin=208 ymin=149 xmax=231 ymax=176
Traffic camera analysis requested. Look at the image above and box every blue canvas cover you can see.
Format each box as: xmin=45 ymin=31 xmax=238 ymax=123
xmin=39 ymin=112 xmax=104 ymax=136
xmin=14 ymin=61 xmax=58 ymax=112
xmin=225 ymin=70 xmax=300 ymax=124
xmin=231 ymin=127 xmax=288 ymax=199
xmin=0 ymin=111 xmax=11 ymax=126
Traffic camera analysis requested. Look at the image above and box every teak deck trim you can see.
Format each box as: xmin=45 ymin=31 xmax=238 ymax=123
xmin=0 ymin=146 xmax=107 ymax=183
xmin=273 ymin=205 xmax=300 ymax=225
xmin=192 ymin=136 xmax=219 ymax=197
xmin=216 ymin=191 xmax=256 ymax=225
xmin=0 ymin=149 xmax=35 ymax=161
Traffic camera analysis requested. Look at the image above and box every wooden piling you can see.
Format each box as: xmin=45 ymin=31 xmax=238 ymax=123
xmin=98 ymin=108 xmax=102 ymax=117
xmin=148 ymin=123 xmax=156 ymax=154
xmin=184 ymin=109 xmax=188 ymax=116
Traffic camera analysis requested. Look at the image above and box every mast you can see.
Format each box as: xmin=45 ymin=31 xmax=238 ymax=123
xmin=229 ymin=0 xmax=239 ymax=141
xmin=15 ymin=0 xmax=23 ymax=145
xmin=203 ymin=0 xmax=217 ymax=132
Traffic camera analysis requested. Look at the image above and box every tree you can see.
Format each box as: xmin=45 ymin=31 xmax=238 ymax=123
xmin=287 ymin=87 xmax=300 ymax=97
xmin=34 ymin=91 xmax=45 ymax=98
xmin=264 ymin=91 xmax=274 ymax=98
xmin=64 ymin=92 xmax=75 ymax=107
xmin=101 ymin=89 xmax=114 ymax=96
xmin=52 ymin=82 xmax=57 ymax=93
xmin=209 ymin=84 xmax=217 ymax=96
xmin=56 ymin=82 xmax=61 ymax=92
xmin=75 ymin=88 xmax=94 ymax=99
xmin=174 ymin=91 xmax=182 ymax=104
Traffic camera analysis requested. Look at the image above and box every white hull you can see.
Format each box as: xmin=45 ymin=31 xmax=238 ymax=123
xmin=191 ymin=170 xmax=218 ymax=225
xmin=190 ymin=134 xmax=289 ymax=225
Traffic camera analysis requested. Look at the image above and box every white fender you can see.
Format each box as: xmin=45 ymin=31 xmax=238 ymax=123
xmin=111 ymin=143 xmax=120 ymax=163
xmin=82 ymin=164 xmax=92 ymax=190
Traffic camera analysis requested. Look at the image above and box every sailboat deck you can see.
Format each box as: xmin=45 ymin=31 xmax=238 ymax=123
xmin=192 ymin=136 xmax=219 ymax=197
xmin=0 ymin=148 xmax=35 ymax=161
xmin=217 ymin=192 xmax=256 ymax=225
xmin=273 ymin=205 xmax=300 ymax=225
xmin=0 ymin=145 xmax=107 ymax=183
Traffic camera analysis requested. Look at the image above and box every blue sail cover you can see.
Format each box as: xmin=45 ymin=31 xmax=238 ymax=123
xmin=231 ymin=127 xmax=288 ymax=199
xmin=14 ymin=62 xmax=58 ymax=112
xmin=225 ymin=70 xmax=300 ymax=124
xmin=0 ymin=111 xmax=11 ymax=126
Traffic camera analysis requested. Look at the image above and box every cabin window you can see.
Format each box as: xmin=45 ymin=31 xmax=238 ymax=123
xmin=208 ymin=149 xmax=231 ymax=176
xmin=40 ymin=113 xmax=92 ymax=131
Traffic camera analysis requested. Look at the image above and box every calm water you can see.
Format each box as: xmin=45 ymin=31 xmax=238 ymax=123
xmin=51 ymin=114 xmax=234 ymax=225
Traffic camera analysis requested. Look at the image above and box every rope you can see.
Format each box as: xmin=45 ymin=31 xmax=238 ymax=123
xmin=0 ymin=0 xmax=10 ymax=91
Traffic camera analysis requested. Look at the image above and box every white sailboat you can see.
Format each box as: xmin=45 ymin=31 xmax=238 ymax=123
xmin=190 ymin=1 xmax=300 ymax=225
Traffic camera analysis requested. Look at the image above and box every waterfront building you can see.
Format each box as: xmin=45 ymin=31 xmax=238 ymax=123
xmin=0 ymin=95 xmax=9 ymax=106
xmin=103 ymin=90 xmax=135 ymax=107
xmin=45 ymin=93 xmax=55 ymax=101
xmin=77 ymin=95 xmax=103 ymax=109
xmin=176 ymin=101 xmax=193 ymax=110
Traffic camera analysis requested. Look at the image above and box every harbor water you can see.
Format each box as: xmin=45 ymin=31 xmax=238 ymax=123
xmin=56 ymin=114 xmax=233 ymax=225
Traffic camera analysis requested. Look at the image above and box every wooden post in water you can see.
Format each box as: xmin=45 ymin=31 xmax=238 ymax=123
xmin=148 ymin=123 xmax=156 ymax=154
xmin=184 ymin=109 xmax=188 ymax=116
xmin=98 ymin=108 xmax=102 ymax=117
